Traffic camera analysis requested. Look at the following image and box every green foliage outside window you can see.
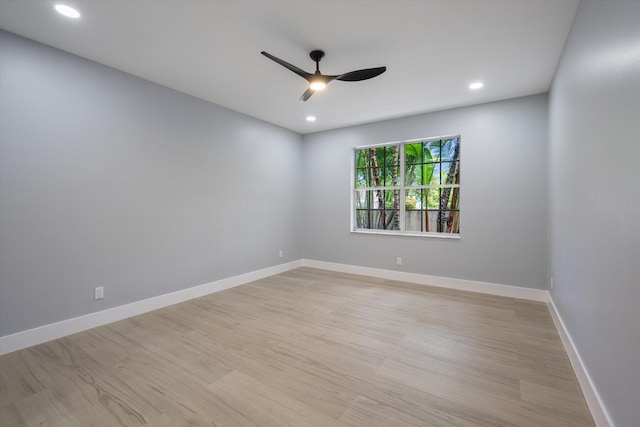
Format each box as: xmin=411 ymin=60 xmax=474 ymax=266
xmin=354 ymin=137 xmax=460 ymax=235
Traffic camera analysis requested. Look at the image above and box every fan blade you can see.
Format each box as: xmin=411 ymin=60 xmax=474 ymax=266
xmin=261 ymin=51 xmax=311 ymax=80
xmin=299 ymin=88 xmax=314 ymax=102
xmin=336 ymin=66 xmax=386 ymax=82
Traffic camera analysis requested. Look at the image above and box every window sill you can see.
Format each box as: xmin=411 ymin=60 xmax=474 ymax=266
xmin=351 ymin=229 xmax=461 ymax=239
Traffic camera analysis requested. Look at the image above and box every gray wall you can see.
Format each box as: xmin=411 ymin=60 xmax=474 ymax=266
xmin=302 ymin=94 xmax=549 ymax=290
xmin=3 ymin=5 xmax=639 ymax=423
xmin=0 ymin=31 xmax=303 ymax=336
xmin=548 ymin=1 xmax=640 ymax=426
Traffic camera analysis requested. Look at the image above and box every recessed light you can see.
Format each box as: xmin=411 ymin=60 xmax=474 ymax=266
xmin=306 ymin=116 xmax=316 ymax=122
xmin=469 ymin=82 xmax=484 ymax=90
xmin=55 ymin=4 xmax=81 ymax=19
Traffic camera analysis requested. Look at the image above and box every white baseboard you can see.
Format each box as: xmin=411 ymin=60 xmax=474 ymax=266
xmin=1 ymin=258 xmax=611 ymax=427
xmin=302 ymin=259 xmax=548 ymax=302
xmin=547 ymin=295 xmax=614 ymax=427
xmin=0 ymin=259 xmax=546 ymax=355
xmin=0 ymin=260 xmax=303 ymax=355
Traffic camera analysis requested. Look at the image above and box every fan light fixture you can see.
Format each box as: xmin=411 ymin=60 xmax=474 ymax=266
xmin=54 ymin=4 xmax=81 ymax=18
xmin=309 ymin=81 xmax=326 ymax=91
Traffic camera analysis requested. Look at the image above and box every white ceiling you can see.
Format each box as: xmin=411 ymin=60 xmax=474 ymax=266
xmin=0 ymin=0 xmax=579 ymax=134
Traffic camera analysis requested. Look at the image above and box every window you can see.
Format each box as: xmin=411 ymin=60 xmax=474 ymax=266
xmin=353 ymin=136 xmax=460 ymax=237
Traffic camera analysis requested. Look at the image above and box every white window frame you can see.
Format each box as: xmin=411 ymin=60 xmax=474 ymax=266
xmin=351 ymin=134 xmax=461 ymax=239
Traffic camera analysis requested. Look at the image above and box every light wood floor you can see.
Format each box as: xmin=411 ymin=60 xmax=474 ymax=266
xmin=0 ymin=267 xmax=594 ymax=426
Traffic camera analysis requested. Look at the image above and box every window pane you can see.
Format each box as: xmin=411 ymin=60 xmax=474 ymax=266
xmin=367 ymin=167 xmax=380 ymax=187
xmin=405 ymin=163 xmax=419 ymax=186
xmin=405 ymin=191 xmax=419 ymax=210
xmin=440 ymin=162 xmax=451 ymax=184
xmin=405 ymin=210 xmax=423 ymax=232
xmin=366 ymin=189 xmax=398 ymax=210
xmin=384 ymin=145 xmax=400 ymax=167
xmin=430 ymin=163 xmax=444 ymax=185
xmin=424 ymin=140 xmax=441 ymax=162
xmin=405 ymin=163 xmax=436 ymax=186
xmin=405 ymin=188 xmax=421 ymax=208
xmin=385 ymin=210 xmax=400 ymax=230
xmin=450 ymin=211 xmax=460 ymax=233
xmin=440 ymin=161 xmax=460 ymax=185
xmin=355 ymin=190 xmax=399 ymax=230
xmin=427 ymin=211 xmax=439 ymax=232
xmin=442 ymin=187 xmax=460 ymax=209
xmin=370 ymin=211 xmax=384 ymax=229
xmin=405 ymin=143 xmax=422 ymax=165
xmin=355 ymin=210 xmax=370 ymax=229
xmin=354 ymin=190 xmax=370 ymax=209
xmin=374 ymin=146 xmax=386 ymax=168
xmin=368 ymin=147 xmax=384 ymax=186
xmin=426 ymin=188 xmax=440 ymax=209
xmin=371 ymin=209 xmax=399 ymax=230
xmin=371 ymin=190 xmax=384 ymax=209
xmin=404 ymin=210 xmax=439 ymax=232
xmin=355 ymin=189 xmax=394 ymax=210
xmin=440 ymin=138 xmax=460 ymax=162
xmin=355 ymin=149 xmax=369 ymax=168
xmin=383 ymin=165 xmax=400 ymax=187
xmin=356 ymin=168 xmax=370 ymax=188
xmin=383 ymin=190 xmax=399 ymax=209
xmin=440 ymin=210 xmax=460 ymax=234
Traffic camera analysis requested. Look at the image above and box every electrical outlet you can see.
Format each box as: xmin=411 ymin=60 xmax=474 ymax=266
xmin=279 ymin=250 xmax=283 ymax=258
xmin=396 ymin=257 xmax=402 ymax=266
xmin=550 ymin=277 xmax=554 ymax=289
xmin=95 ymin=286 xmax=104 ymax=300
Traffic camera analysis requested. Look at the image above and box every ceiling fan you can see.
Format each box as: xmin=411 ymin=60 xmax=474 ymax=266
xmin=261 ymin=50 xmax=386 ymax=102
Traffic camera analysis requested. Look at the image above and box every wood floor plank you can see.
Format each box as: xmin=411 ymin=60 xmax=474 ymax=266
xmin=7 ymin=390 xmax=85 ymax=427
xmin=0 ymin=267 xmax=594 ymax=426
xmin=206 ymin=370 xmax=339 ymax=427
xmin=337 ymin=395 xmax=434 ymax=427
xmin=185 ymin=331 xmax=357 ymax=419
xmin=0 ymin=403 xmax=28 ymax=427
xmin=519 ymin=379 xmax=594 ymax=424
xmin=0 ymin=351 xmax=45 ymax=403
